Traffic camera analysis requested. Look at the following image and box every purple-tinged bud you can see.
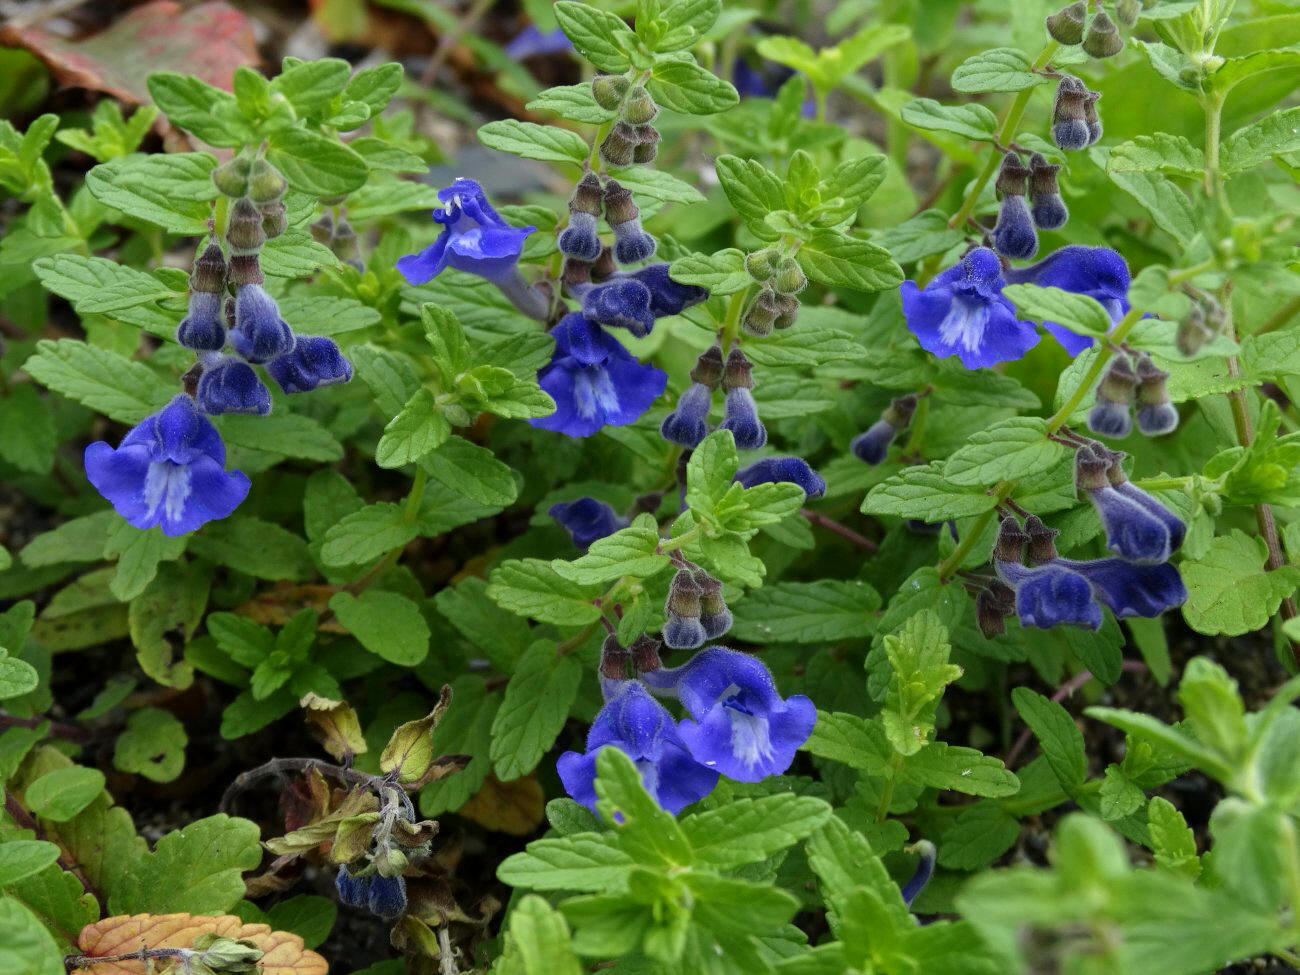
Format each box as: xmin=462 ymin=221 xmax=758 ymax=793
xmin=883 ymin=394 xmax=918 ymax=429
xmin=1074 ymin=448 xmax=1111 ymax=493
xmin=602 ymin=180 xmax=638 ymax=227
xmin=773 ymin=293 xmax=800 ymax=330
xmin=721 ymin=348 xmax=754 ymax=392
xmin=1088 ymin=356 xmax=1137 ymax=437
xmin=1082 ymin=10 xmax=1123 ymax=58
xmin=1028 ymin=153 xmax=1069 ymax=231
xmin=720 ymin=387 xmax=767 ymax=449
xmin=1083 ymin=91 xmax=1103 ymax=145
xmin=582 ymin=278 xmax=655 ymax=337
xmin=211 ymin=156 xmax=251 ymax=198
xmin=1045 ymin=1 xmax=1087 ymax=45
xmin=772 ymin=257 xmax=807 ymax=295
xmin=227 ymin=253 xmax=263 ymax=287
xmin=632 ymin=124 xmax=660 ymax=164
xmin=1134 ymin=355 xmax=1178 ymax=435
xmin=259 ymin=200 xmax=288 ymax=239
xmin=1115 ymin=0 xmax=1140 ymax=28
xmin=1024 ymin=515 xmax=1060 ymax=566
xmin=226 ymin=197 xmax=267 ymax=255
xmin=690 ymin=345 xmax=725 ymax=389
xmin=622 ymin=86 xmax=658 ymax=124
xmin=661 ymin=383 xmax=712 ymax=447
xmin=695 ymin=572 xmax=732 ymax=639
xmin=177 ymin=291 xmax=226 ymax=351
xmin=613 ymin=223 xmax=656 ymax=265
xmin=310 ymin=214 xmax=335 ymax=245
xmin=994 ymin=516 xmax=1030 ymax=565
xmin=191 ymin=242 xmax=227 ymax=293
xmin=592 ymin=74 xmax=630 ymax=111
xmin=569 ymin=172 xmax=604 ymax=216
xmin=599 ymin=122 xmax=638 ymax=168
xmin=268 ymin=336 xmax=353 ymax=394
xmin=992 ymin=195 xmax=1039 ymax=260
xmin=600 ymin=634 xmax=630 ymax=681
xmin=196 ymin=356 xmax=271 ymax=416
xmin=1052 ymin=77 xmax=1091 ymax=151
xmin=247 ymin=159 xmax=287 ymax=204
xmin=629 ymin=634 xmax=663 ymax=673
xmin=742 ymin=289 xmax=781 ymax=337
xmin=332 ymin=219 xmax=363 ymax=272
xmin=231 ymin=284 xmax=295 ymax=363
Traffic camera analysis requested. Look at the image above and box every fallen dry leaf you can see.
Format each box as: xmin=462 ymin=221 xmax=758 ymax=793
xmin=75 ymin=913 xmax=327 ymax=975
xmin=459 ymin=772 xmax=544 ymax=836
xmin=0 ymin=1 xmax=256 ymax=107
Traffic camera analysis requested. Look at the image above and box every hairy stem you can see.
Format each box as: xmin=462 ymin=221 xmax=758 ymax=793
xmin=1045 ymin=307 xmax=1145 ymax=432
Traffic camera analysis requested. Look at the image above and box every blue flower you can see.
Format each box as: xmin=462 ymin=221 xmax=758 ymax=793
xmin=1111 ymin=480 xmax=1185 ymax=552
xmin=367 ymin=875 xmax=407 ymax=920
xmin=1077 ymin=452 xmax=1173 ymax=564
xmin=84 ymin=394 xmax=250 ymax=536
xmin=719 ymin=388 xmax=766 ymax=450
xmin=267 ymin=336 xmax=353 ymax=394
xmin=335 ymin=865 xmax=368 ymax=908
xmin=901 ymin=840 xmax=937 ymax=907
xmin=549 ymin=497 xmax=628 ymax=550
xmin=995 ymin=560 xmax=1103 ymax=630
xmin=231 ymin=284 xmax=295 ymax=363
xmin=734 ymin=456 xmax=826 ymax=498
xmin=851 ymin=419 xmax=896 ymax=465
xmin=196 ymin=357 xmax=271 ymax=416
xmin=900 ymin=248 xmax=1039 ymax=370
xmin=991 ymin=195 xmax=1039 ymax=260
xmin=660 ymin=383 xmax=713 ymax=448
xmin=1004 ymin=246 xmax=1131 ymax=355
xmin=646 ymin=647 xmax=816 ymax=782
xmin=581 ymin=278 xmax=655 ymax=337
xmin=504 ymin=24 xmax=573 ymax=58
xmin=176 ymin=291 xmax=225 ymax=351
xmin=558 ymin=211 xmax=602 ymax=261
xmin=1058 ymin=558 xmax=1187 ymax=618
xmin=556 ymin=680 xmax=718 ymax=814
xmin=395 ymin=178 xmax=536 ymax=286
xmin=626 ymin=264 xmax=709 ymax=317
xmin=530 ymin=314 xmax=667 ymax=438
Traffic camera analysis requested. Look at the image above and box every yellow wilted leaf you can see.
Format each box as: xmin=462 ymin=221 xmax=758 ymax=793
xmin=299 ymin=692 xmax=368 ymax=761
xmin=459 ymin=773 xmax=544 ymax=835
xmin=74 ymin=914 xmax=327 ymax=975
xmin=380 ymin=684 xmax=452 ymax=784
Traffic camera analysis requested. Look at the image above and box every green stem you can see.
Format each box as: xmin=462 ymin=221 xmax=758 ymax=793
xmin=720 ymin=286 xmax=750 ymax=351
xmin=948 ymin=41 xmax=1059 ymax=230
xmin=1256 ymin=295 xmax=1300 ymax=336
xmin=902 ymin=395 xmax=930 ymax=453
xmin=875 ymin=752 xmax=904 ymax=821
xmin=343 ymin=469 xmax=427 ymax=597
xmin=935 ymin=484 xmax=1010 ymax=581
xmin=1133 ymin=475 xmax=1195 ymax=492
xmin=1045 ymin=307 xmax=1144 ymax=432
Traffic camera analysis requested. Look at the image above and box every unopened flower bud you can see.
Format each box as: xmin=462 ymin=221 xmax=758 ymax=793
xmin=1083 ymin=91 xmax=1103 ymax=145
xmin=772 ymin=257 xmax=807 ymax=295
xmin=225 ymin=197 xmax=267 ymax=255
xmin=376 ymin=847 xmax=408 ymax=878
xmin=558 ymin=211 xmax=602 ymax=261
xmin=1082 ymin=10 xmax=1123 ymax=58
xmin=599 ymin=121 xmax=638 ymax=168
xmin=742 ymin=288 xmax=781 ymax=337
xmin=976 ymin=587 xmax=1009 ymax=638
xmin=1028 ymin=153 xmax=1068 ymax=231
xmin=1045 ymin=1 xmax=1087 ymax=45
xmin=310 ymin=214 xmax=335 ymax=245
xmin=666 ymin=568 xmax=703 ymax=618
xmin=1052 ymin=76 xmax=1091 ymax=151
xmin=211 ymin=156 xmax=251 ymax=197
xmin=227 ymin=253 xmax=263 ymax=287
xmin=247 ymin=158 xmax=287 ymax=203
xmin=721 ymin=348 xmax=754 ymax=391
xmin=600 ymin=634 xmax=630 ymax=680
xmin=568 ymin=171 xmax=604 ymax=216
xmin=773 ymin=293 xmax=799 ymax=329
xmin=721 ymin=387 xmax=766 ymax=449
xmin=882 ymin=394 xmax=918 ymax=429
xmin=602 ymin=180 xmax=639 ymax=227
xmin=562 ymin=255 xmax=593 ymax=289
xmin=632 ymin=124 xmax=660 ymax=164
xmin=1134 ymin=355 xmax=1178 ymax=435
xmin=591 ymin=246 xmax=617 ymax=282
xmin=992 ymin=195 xmax=1039 ymax=260
xmin=1073 ymin=447 xmax=1111 ymax=493
xmin=690 ymin=345 xmax=725 ymax=388
xmin=191 ymin=242 xmax=227 ymax=293
xmin=259 ymin=200 xmax=288 ymax=238
xmin=629 ymin=634 xmax=662 ymax=672
xmin=851 ymin=420 xmax=896 ymax=465
xmin=1088 ymin=354 xmax=1137 ymax=437
xmin=622 ymin=86 xmax=658 ymax=124
xmin=592 ymin=74 xmax=631 ymax=110
xmin=745 ymin=248 xmax=778 ymax=281
xmin=994 ymin=516 xmax=1030 ymax=564
xmin=1024 ymin=515 xmax=1060 ymax=565
xmin=695 ymin=572 xmax=732 ymax=639
xmin=332 ymin=219 xmax=363 ymax=271
xmin=1175 ymin=304 xmax=1211 ymax=357
xmin=1115 ymin=0 xmax=1141 ymax=28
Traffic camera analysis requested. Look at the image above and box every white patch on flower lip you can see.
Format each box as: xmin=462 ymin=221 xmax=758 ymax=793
xmin=936 ymin=296 xmax=991 ymax=354
xmin=571 ymin=367 xmax=620 ymax=421
xmin=726 ymin=705 xmax=775 ymax=771
xmin=635 ymin=757 xmax=660 ymax=799
xmin=143 ymin=460 xmax=192 ymax=525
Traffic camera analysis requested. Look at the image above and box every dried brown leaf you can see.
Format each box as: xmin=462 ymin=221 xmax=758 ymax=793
xmin=75 ymin=914 xmax=326 ymax=975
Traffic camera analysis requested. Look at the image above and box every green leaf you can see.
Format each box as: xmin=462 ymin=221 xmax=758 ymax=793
xmin=647 ymin=58 xmax=739 ymax=115
xmin=487 ymin=559 xmax=602 ymax=626
xmin=729 ymin=580 xmax=879 ymax=643
xmin=797 ymin=231 xmax=904 ymax=292
xmin=553 ymin=1 xmax=633 ymax=72
xmin=593 ymin=748 xmax=694 ymax=865
xmin=863 ymin=462 xmax=1000 ymax=520
xmin=942 ymin=417 xmax=1067 ymax=487
xmin=272 ymin=57 xmax=351 ymax=116
xmin=900 ymin=98 xmax=998 ymax=141
xmin=526 ymin=84 xmax=616 ymax=124
xmin=266 ymin=128 xmax=368 ymax=197
xmin=882 ymin=611 xmax=961 ymax=756
xmin=478 ymin=119 xmax=589 ymax=165
xmin=498 ymin=895 xmax=584 ymax=975
xmin=104 ymin=522 xmax=186 ymax=601
xmin=1181 ymin=529 xmax=1300 ymax=636
xmin=265 ymin=894 xmax=337 ymax=950
xmin=0 ymin=649 xmax=39 ymax=701
xmin=33 ymin=254 xmax=176 ymax=314
xmin=668 ymin=249 xmax=749 ymax=295
xmin=1100 ymin=161 xmax=1197 ymax=245
xmin=23 ymin=338 xmax=170 ymax=424
xmin=802 ymin=710 xmax=890 ymax=771
xmin=552 ymin=514 xmax=669 ymax=586
xmin=1222 ymin=106 xmax=1300 ymax=173
xmin=714 ymin=155 xmax=785 ymax=229
xmin=497 ymin=833 xmax=634 ymax=892
xmin=84 ymin=153 xmax=218 ymax=234
xmin=329 ymin=590 xmax=430 ymax=665
xmin=604 ymin=166 xmax=706 ymax=205
xmin=490 ymin=640 xmax=583 ymax=780
xmin=343 ymin=62 xmax=404 ymax=113
xmin=24 ymin=766 xmax=106 ymax=822
xmin=1085 ymin=706 xmax=1231 ymax=783
xmin=683 ymin=794 xmax=832 ymax=868
xmin=189 ymin=517 xmax=313 ymax=581
xmin=1001 ymin=285 xmax=1114 ymax=341
xmin=419 ymin=677 xmax=500 ymax=816
xmin=113 ymin=707 xmax=187 ymax=783
xmin=685 ymin=429 xmax=740 ymax=516
xmin=743 ymin=327 xmax=867 ymax=366
xmin=0 ymin=897 xmax=62 ymax=975
xmin=806 ymin=815 xmax=911 ymax=936
xmin=0 ymin=840 xmax=61 ymax=886
xmin=0 ymin=385 xmax=55 ymax=475
xmin=1147 ymin=796 xmax=1201 ymax=878
xmin=421 ymin=436 xmax=518 ymax=507
xmin=938 ymin=803 xmax=1021 ymax=870
xmin=816 ymin=154 xmax=888 ymax=223
xmin=902 ymin=742 xmax=1020 ymax=798
xmin=259 ymin=231 xmax=339 ymax=279
xmin=109 ymin=814 xmax=261 ymax=915
xmin=1108 ymin=134 xmax=1203 ymax=179
xmin=1011 ymin=687 xmax=1086 ymax=791
xmin=146 ymin=73 xmax=247 ymax=147
xmin=320 ymin=503 xmax=418 ymax=567
xmin=951 ymin=48 xmax=1043 ymax=92
xmin=376 ymin=388 xmax=451 ymax=468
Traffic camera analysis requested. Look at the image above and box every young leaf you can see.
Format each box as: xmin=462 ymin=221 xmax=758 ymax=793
xmin=490 ymin=640 xmax=583 ymax=780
